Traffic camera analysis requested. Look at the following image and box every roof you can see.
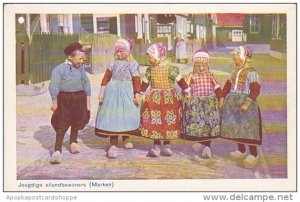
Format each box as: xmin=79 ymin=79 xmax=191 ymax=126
xmin=215 ymin=13 xmax=245 ymax=27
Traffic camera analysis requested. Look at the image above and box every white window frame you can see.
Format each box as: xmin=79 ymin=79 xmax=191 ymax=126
xmin=232 ymin=30 xmax=243 ymax=42
xmin=96 ymin=17 xmax=110 ymax=34
xmin=272 ymin=14 xmax=283 ymax=40
xmin=57 ymin=14 xmax=73 ymax=34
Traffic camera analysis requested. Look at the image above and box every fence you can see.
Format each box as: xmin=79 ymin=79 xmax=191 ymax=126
xmin=80 ymin=34 xmax=169 ymax=73
xmin=16 ymin=33 xmax=79 ymax=85
xmin=29 ymin=33 xmax=80 ymax=84
xmin=80 ymin=34 xmax=118 ymax=74
xmin=16 ymin=33 xmax=170 ymax=85
xmin=131 ymin=37 xmax=168 ymax=66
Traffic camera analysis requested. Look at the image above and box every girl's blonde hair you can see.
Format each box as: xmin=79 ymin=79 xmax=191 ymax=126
xmin=193 ymin=60 xmax=209 ymax=72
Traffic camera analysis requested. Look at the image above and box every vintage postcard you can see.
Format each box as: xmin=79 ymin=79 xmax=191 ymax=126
xmin=3 ymin=3 xmax=297 ymax=192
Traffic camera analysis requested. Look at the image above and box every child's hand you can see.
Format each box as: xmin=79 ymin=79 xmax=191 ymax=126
xmin=87 ymin=102 xmax=91 ymax=110
xmin=98 ymin=86 xmax=105 ymax=103
xmin=134 ymin=93 xmax=142 ymax=106
xmin=51 ymin=100 xmax=57 ymax=112
xmin=241 ymin=104 xmax=249 ymax=111
xmin=185 ymin=91 xmax=191 ymax=99
xmin=98 ymin=94 xmax=104 ymax=103
xmin=87 ymin=96 xmax=91 ymax=110
xmin=51 ymin=103 xmax=57 ymax=112
xmin=241 ymin=97 xmax=252 ymax=112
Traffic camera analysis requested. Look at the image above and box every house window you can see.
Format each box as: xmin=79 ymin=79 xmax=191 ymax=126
xmin=232 ymin=30 xmax=243 ymax=42
xmin=80 ymin=14 xmax=94 ymax=33
xmin=57 ymin=14 xmax=72 ymax=34
xmin=96 ymin=17 xmax=117 ymax=34
xmin=96 ymin=17 xmax=109 ymax=34
xmin=157 ymin=24 xmax=173 ymax=38
xmin=249 ymin=15 xmax=261 ymax=33
xmin=272 ymin=14 xmax=284 ymax=39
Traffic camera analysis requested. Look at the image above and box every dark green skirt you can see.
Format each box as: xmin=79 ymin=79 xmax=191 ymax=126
xmin=221 ymin=93 xmax=262 ymax=145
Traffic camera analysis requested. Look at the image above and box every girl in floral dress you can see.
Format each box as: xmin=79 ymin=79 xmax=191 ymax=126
xmin=220 ymin=45 xmax=262 ymax=168
xmin=95 ymin=38 xmax=142 ymax=158
xmin=181 ymin=50 xmax=222 ymax=159
xmin=140 ymin=42 xmax=190 ymax=157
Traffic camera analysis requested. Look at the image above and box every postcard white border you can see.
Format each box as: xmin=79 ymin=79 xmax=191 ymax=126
xmin=3 ymin=3 xmax=297 ymax=191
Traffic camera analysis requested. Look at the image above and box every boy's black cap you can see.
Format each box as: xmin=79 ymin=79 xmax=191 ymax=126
xmin=64 ymin=42 xmax=83 ymax=56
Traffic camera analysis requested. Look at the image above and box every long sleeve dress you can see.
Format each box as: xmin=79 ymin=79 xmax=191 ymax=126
xmin=220 ymin=67 xmax=262 ymax=145
xmin=181 ymin=71 xmax=222 ymax=141
xmin=139 ymin=62 xmax=189 ymax=140
xmin=95 ymin=59 xmax=141 ymax=137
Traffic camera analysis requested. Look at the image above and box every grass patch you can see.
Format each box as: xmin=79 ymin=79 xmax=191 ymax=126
xmin=210 ymin=53 xmax=286 ymax=81
xmin=258 ymin=95 xmax=287 ymax=111
xmin=263 ymin=123 xmax=287 ymax=134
